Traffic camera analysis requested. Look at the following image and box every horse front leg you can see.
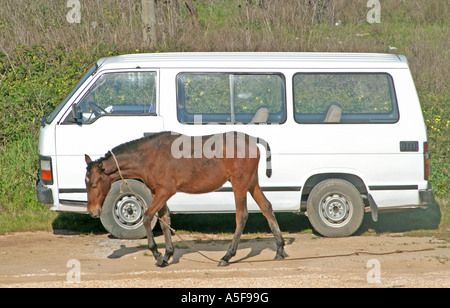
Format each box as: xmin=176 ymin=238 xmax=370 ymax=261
xmin=143 ymin=190 xmax=174 ymax=267
xmin=157 ymin=204 xmax=174 ymax=267
xmin=219 ymin=192 xmax=248 ymax=267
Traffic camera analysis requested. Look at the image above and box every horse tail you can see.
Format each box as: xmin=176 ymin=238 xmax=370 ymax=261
xmin=256 ymin=137 xmax=272 ymax=178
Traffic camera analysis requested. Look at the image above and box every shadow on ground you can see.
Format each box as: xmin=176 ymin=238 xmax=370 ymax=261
xmin=106 ymin=235 xmax=297 ymax=266
xmin=51 ymin=199 xmax=441 ymax=237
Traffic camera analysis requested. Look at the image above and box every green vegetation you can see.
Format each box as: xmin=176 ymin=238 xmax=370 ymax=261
xmin=0 ymin=0 xmax=448 ymax=238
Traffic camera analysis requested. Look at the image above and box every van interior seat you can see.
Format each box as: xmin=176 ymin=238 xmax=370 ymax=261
xmin=323 ymin=103 xmax=342 ymax=123
xmin=251 ymin=107 xmax=269 ymax=123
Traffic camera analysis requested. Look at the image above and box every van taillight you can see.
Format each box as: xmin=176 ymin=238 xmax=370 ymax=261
xmin=40 ymin=157 xmax=53 ymax=185
xmin=424 ymin=142 xmax=429 ymax=180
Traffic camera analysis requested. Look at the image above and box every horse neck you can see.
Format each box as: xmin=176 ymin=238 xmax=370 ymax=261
xmin=108 ymin=152 xmax=143 ymax=181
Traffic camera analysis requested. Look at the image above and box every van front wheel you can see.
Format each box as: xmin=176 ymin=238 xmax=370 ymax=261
xmin=100 ymin=179 xmax=157 ymax=239
xmin=307 ymin=179 xmax=364 ymax=237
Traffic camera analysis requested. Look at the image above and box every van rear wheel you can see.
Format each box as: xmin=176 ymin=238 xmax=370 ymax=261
xmin=100 ymin=179 xmax=157 ymax=239
xmin=307 ymin=179 xmax=364 ymax=237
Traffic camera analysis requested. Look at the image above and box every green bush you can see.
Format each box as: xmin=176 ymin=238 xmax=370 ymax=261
xmin=0 ymin=44 xmax=98 ymax=143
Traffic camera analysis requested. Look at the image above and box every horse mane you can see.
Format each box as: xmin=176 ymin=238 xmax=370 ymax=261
xmin=87 ymin=131 xmax=172 ymax=171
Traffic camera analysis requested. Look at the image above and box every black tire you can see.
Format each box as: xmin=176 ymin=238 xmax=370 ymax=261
xmin=307 ymin=179 xmax=364 ymax=237
xmin=100 ymin=179 xmax=157 ymax=239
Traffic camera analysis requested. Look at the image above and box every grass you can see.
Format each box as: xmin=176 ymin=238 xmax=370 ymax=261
xmin=0 ymin=135 xmax=57 ymax=234
xmin=0 ymin=0 xmax=448 ymax=238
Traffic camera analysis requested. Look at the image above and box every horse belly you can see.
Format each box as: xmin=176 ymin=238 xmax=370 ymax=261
xmin=175 ymin=160 xmax=228 ymax=194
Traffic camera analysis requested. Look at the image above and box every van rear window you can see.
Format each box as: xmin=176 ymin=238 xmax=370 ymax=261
xmin=177 ymin=73 xmax=286 ymax=124
xmin=293 ymin=73 xmax=399 ymax=123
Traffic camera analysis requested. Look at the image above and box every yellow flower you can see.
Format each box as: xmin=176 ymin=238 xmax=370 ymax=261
xmin=200 ymin=91 xmax=204 ymax=96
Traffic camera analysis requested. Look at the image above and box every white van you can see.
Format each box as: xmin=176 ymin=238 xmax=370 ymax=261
xmin=36 ymin=52 xmax=434 ymax=238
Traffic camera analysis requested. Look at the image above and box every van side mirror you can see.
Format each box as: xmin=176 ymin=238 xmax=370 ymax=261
xmin=71 ymin=104 xmax=82 ymax=122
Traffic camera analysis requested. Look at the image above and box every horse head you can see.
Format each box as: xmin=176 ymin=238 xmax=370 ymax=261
xmin=84 ymin=154 xmax=114 ymax=217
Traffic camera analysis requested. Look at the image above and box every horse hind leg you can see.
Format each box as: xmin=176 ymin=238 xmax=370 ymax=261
xmin=250 ymin=180 xmax=288 ymax=260
xmin=219 ymin=191 xmax=249 ymax=267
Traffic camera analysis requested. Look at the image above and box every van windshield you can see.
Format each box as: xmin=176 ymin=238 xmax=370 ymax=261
xmin=44 ymin=64 xmax=97 ymax=124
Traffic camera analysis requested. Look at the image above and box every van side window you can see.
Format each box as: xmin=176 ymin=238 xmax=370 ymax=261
xmin=177 ymin=73 xmax=286 ymax=124
xmin=75 ymin=71 xmax=157 ymax=123
xmin=293 ymin=73 xmax=399 ymax=123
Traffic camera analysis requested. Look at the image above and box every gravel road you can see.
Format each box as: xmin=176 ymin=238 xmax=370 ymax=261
xmin=0 ymin=231 xmax=448 ymax=288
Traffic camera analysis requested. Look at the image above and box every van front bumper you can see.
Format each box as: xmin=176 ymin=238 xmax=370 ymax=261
xmin=36 ymin=178 xmax=54 ymax=206
xmin=419 ymin=183 xmax=434 ymax=208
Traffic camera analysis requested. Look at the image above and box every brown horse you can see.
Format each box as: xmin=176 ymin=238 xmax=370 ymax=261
xmin=84 ymin=131 xmax=287 ymax=267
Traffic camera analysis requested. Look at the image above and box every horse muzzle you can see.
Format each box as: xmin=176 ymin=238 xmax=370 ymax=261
xmin=88 ymin=207 xmax=102 ymax=218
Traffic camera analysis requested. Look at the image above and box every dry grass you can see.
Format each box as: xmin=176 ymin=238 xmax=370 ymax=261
xmin=0 ymin=1 xmax=448 ymax=54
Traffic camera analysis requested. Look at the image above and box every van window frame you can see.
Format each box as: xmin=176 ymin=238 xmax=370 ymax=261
xmin=292 ymin=72 xmax=400 ymax=124
xmin=176 ymin=72 xmax=287 ymax=125
xmin=63 ymin=69 xmax=159 ymax=125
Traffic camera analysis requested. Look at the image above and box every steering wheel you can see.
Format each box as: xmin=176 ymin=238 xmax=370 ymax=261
xmin=88 ymin=102 xmax=107 ymax=116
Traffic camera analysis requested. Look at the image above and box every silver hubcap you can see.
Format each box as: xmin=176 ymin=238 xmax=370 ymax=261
xmin=114 ymin=195 xmax=144 ymax=229
xmin=319 ymin=193 xmax=352 ymax=228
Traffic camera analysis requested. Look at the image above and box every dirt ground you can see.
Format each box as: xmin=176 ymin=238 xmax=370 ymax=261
xmin=0 ymin=230 xmax=448 ymax=288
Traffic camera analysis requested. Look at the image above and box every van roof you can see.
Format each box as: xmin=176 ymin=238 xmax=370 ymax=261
xmin=97 ymin=52 xmax=409 ymax=70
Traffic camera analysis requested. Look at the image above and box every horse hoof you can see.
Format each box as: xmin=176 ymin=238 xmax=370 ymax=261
xmin=274 ymin=253 xmax=288 ymax=261
xmin=156 ymin=260 xmax=169 ymax=268
xmin=218 ymin=260 xmax=229 ymax=267
xmin=155 ymin=254 xmax=164 ymax=267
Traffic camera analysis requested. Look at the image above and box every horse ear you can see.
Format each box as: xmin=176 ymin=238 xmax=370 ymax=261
xmin=98 ymin=162 xmax=105 ymax=173
xmin=85 ymin=154 xmax=92 ymax=165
